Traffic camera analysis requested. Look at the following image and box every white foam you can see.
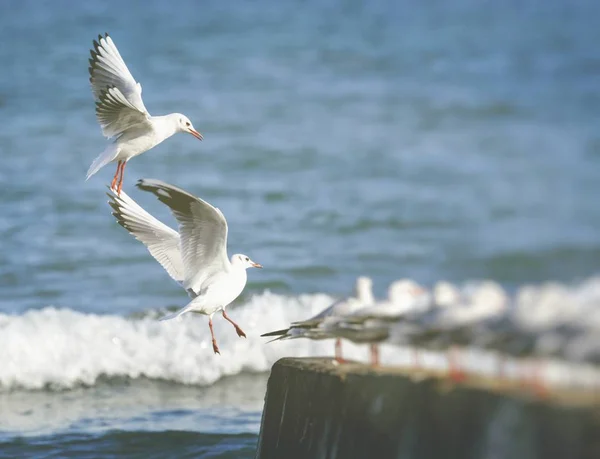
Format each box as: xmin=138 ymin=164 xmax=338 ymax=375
xmin=0 ymin=291 xmax=384 ymax=391
xmin=2 ymin=276 xmax=600 ymax=391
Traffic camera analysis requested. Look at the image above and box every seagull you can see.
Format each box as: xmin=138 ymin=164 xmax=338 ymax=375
xmin=87 ymin=34 xmax=203 ymax=195
xmin=326 ymin=279 xmax=430 ymax=365
xmin=334 ymin=279 xmax=431 ymax=329
xmin=393 ymin=281 xmax=508 ymax=380
xmin=107 ymin=179 xmax=261 ymax=354
xmin=260 ymin=276 xmax=375 ymax=362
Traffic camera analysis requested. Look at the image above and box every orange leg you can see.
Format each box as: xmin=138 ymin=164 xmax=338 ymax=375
xmin=335 ymin=338 xmax=345 ymax=363
xmin=110 ymin=161 xmax=123 ymax=191
xmin=369 ymin=344 xmax=380 ymax=367
xmin=448 ymin=346 xmax=466 ymax=382
xmin=209 ymin=316 xmax=220 ymax=354
xmin=222 ymin=310 xmax=246 ymax=338
xmin=529 ymin=360 xmax=548 ymax=399
xmin=117 ymin=161 xmax=127 ymax=195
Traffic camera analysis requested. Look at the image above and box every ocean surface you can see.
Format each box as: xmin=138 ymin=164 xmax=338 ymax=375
xmin=0 ymin=0 xmax=599 ymax=456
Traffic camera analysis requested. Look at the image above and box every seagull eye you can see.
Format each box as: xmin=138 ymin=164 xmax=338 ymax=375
xmin=186 ymin=122 xmax=191 ymax=127
xmin=245 ymin=257 xmax=249 ymax=261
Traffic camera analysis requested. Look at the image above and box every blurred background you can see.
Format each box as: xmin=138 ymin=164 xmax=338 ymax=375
xmin=0 ymin=0 xmax=598 ymax=457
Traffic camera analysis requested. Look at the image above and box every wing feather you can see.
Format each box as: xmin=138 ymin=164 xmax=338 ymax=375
xmin=89 ymin=33 xmax=150 ymax=138
xmin=136 ymin=179 xmax=230 ymax=295
xmin=107 ymin=189 xmax=185 ymax=283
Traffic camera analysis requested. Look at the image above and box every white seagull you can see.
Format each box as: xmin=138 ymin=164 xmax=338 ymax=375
xmin=260 ymin=276 xmax=375 ymax=362
xmin=87 ymin=34 xmax=203 ymax=194
xmin=326 ymin=279 xmax=430 ymax=365
xmin=108 ymin=179 xmax=261 ymax=354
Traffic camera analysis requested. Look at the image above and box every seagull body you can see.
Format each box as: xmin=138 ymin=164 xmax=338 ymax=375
xmin=292 ymin=277 xmax=375 ymax=328
xmin=108 ymin=179 xmax=261 ymax=354
xmin=260 ymin=276 xmax=374 ymax=361
xmin=334 ymin=279 xmax=431 ymax=327
xmin=87 ymin=34 xmax=202 ymax=194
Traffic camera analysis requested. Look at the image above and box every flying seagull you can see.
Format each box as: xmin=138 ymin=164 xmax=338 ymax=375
xmin=108 ymin=179 xmax=261 ymax=354
xmin=87 ymin=33 xmax=203 ymax=194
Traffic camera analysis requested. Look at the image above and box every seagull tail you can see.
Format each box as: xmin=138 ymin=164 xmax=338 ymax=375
xmin=159 ymin=303 xmax=195 ymax=322
xmin=260 ymin=327 xmax=291 ymax=338
xmin=265 ymin=336 xmax=287 ymax=344
xmin=86 ymin=144 xmax=120 ymax=180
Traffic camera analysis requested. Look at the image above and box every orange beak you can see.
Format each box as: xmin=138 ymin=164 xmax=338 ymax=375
xmin=251 ymin=262 xmax=263 ymax=269
xmin=189 ymin=129 xmax=203 ymax=140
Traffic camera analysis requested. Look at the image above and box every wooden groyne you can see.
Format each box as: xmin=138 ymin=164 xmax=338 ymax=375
xmin=255 ymin=358 xmax=600 ymax=459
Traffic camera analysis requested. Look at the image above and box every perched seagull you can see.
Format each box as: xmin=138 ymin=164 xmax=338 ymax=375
xmin=326 ymin=279 xmax=430 ymax=365
xmin=87 ymin=34 xmax=203 ymax=194
xmin=335 ymin=279 xmax=431 ymax=329
xmin=107 ymin=179 xmax=261 ymax=354
xmin=394 ymin=281 xmax=508 ymax=380
xmin=260 ymin=276 xmax=375 ymax=362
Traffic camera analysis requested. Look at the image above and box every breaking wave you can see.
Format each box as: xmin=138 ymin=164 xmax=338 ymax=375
xmin=0 ymin=291 xmax=355 ymax=390
xmin=2 ymin=276 xmax=600 ymax=391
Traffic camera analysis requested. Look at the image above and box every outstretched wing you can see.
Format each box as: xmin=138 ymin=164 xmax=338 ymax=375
xmin=89 ymin=33 xmax=151 ymax=138
xmin=136 ymin=179 xmax=230 ymax=295
xmin=108 ymin=188 xmax=185 ymax=284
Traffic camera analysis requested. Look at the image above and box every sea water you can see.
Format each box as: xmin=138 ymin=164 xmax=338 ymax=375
xmin=0 ymin=0 xmax=599 ymax=456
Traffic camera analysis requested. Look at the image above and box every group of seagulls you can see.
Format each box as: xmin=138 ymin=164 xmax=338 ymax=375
xmin=262 ymin=276 xmax=600 ymax=392
xmin=86 ymin=34 xmax=261 ymax=353
xmin=83 ymin=34 xmax=599 ymax=393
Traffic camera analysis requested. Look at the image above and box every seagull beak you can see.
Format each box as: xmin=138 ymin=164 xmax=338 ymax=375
xmin=251 ymin=262 xmax=263 ymax=269
xmin=189 ymin=128 xmax=203 ymax=140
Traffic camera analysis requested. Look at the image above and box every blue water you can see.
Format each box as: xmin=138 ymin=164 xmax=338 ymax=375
xmin=0 ymin=0 xmax=599 ymax=456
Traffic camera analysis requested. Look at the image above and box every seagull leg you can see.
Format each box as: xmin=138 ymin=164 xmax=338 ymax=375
xmin=334 ymin=338 xmax=345 ymax=363
xmin=448 ymin=346 xmax=466 ymax=382
xmin=208 ymin=316 xmax=220 ymax=355
xmin=369 ymin=344 xmax=380 ymax=367
xmin=497 ymin=353 xmax=507 ymax=383
xmin=222 ymin=310 xmax=246 ymax=338
xmin=117 ymin=161 xmax=127 ymax=195
xmin=529 ymin=359 xmax=548 ymax=399
xmin=110 ymin=161 xmax=123 ymax=191
xmin=413 ymin=347 xmax=421 ymax=370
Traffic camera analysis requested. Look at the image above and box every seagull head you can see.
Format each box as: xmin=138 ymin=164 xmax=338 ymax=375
xmin=175 ymin=114 xmax=203 ymax=140
xmin=388 ymin=279 xmax=430 ymax=311
xmin=355 ymin=276 xmax=374 ymax=305
xmin=232 ymin=254 xmax=262 ymax=270
xmin=433 ymin=281 xmax=461 ymax=308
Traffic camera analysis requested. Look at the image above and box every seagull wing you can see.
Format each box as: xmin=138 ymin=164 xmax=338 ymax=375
xmin=89 ymin=33 xmax=151 ymax=138
xmin=339 ymin=303 xmax=394 ymax=325
xmin=107 ymin=189 xmax=185 ymax=284
xmin=136 ymin=179 xmax=230 ymax=296
xmin=291 ymin=295 xmax=364 ymax=329
xmin=290 ymin=297 xmax=345 ymax=328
